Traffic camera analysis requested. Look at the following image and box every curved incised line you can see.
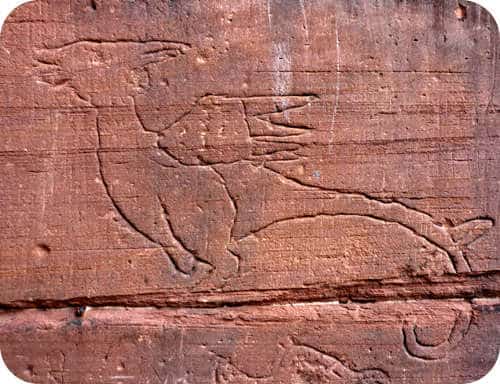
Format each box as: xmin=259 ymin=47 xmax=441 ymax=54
xmin=260 ymin=165 xmax=471 ymax=273
xmin=237 ymin=213 xmax=460 ymax=273
xmin=403 ymin=308 xmax=472 ymax=360
xmin=158 ymin=199 xmax=214 ymax=272
xmin=94 ymin=115 xmax=192 ymax=277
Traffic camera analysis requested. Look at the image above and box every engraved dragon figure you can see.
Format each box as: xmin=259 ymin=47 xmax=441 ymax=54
xmin=212 ymin=338 xmax=390 ymax=384
xmin=33 ymin=39 xmax=494 ymax=280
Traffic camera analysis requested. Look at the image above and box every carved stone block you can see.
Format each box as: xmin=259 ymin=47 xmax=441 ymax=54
xmin=0 ymin=0 xmax=498 ymax=383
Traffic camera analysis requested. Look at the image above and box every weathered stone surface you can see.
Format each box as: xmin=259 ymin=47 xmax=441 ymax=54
xmin=0 ymin=0 xmax=499 ymax=382
xmin=0 ymin=0 xmax=499 ymax=306
xmin=1 ymin=300 xmax=499 ymax=384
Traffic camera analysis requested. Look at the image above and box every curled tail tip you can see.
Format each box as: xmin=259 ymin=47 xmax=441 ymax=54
xmin=449 ymin=218 xmax=494 ymax=246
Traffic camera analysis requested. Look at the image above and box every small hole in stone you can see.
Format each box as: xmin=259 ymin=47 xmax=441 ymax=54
xmin=455 ymin=4 xmax=466 ymax=21
xmin=25 ymin=365 xmax=34 ymax=376
xmin=32 ymin=244 xmax=51 ymax=258
xmin=75 ymin=306 xmax=86 ymax=317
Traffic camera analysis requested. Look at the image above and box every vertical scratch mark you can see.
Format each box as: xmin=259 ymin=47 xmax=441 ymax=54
xmin=329 ymin=21 xmax=341 ymax=154
xmin=484 ymin=25 xmax=497 ymax=136
xmin=299 ymin=0 xmax=310 ymax=45
xmin=179 ymin=328 xmax=185 ymax=379
xmin=299 ymin=0 xmax=311 ymax=130
xmin=37 ymin=112 xmax=58 ymax=238
xmin=266 ymin=0 xmax=272 ymax=27
xmin=274 ymin=42 xmax=292 ymax=97
xmin=267 ymin=0 xmax=292 ymax=98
